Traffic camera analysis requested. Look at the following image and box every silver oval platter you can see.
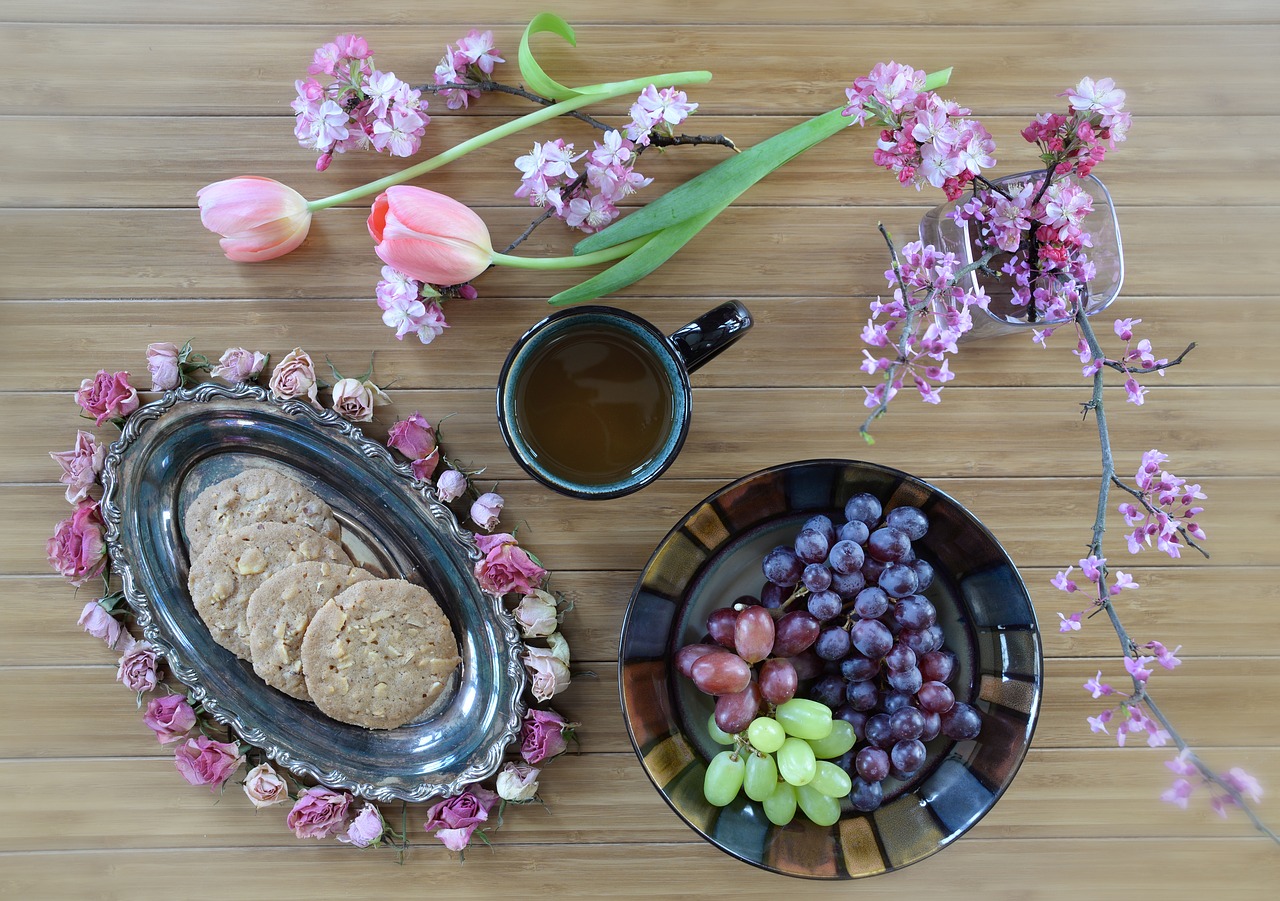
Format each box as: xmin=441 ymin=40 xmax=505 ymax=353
xmin=99 ymin=382 xmax=527 ymax=802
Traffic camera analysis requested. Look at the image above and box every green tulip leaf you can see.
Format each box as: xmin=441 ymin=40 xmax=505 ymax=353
xmin=519 ymin=12 xmax=617 ymax=101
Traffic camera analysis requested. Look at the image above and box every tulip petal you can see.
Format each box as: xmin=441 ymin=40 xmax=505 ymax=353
xmin=383 ymin=186 xmax=493 ymax=254
xmin=374 ymin=235 xmax=489 ymax=286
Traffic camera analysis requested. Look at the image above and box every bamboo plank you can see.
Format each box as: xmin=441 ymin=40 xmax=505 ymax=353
xmin=7 ymin=564 xmax=1278 ymax=666
xmin=0 ymin=296 xmax=1264 ymax=392
xmin=5 ymin=116 xmax=1278 ymax=209
xmin=0 ymin=206 xmax=1274 ymax=301
xmin=6 ymin=386 xmax=1279 ymax=485
xmin=6 ymin=25 xmax=1278 ymax=117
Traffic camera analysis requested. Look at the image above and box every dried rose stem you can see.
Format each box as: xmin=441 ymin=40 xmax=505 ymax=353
xmin=1075 ymin=308 xmax=1278 ymax=844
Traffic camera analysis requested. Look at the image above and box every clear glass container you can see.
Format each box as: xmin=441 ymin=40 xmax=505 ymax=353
xmin=917 ymin=170 xmax=1124 ymax=341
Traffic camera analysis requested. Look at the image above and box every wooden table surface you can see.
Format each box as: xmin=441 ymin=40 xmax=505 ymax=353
xmin=3 ymin=1 xmax=1278 ymax=898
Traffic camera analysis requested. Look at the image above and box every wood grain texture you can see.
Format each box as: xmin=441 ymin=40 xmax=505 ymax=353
xmin=2 ymin=1 xmax=1277 ymax=896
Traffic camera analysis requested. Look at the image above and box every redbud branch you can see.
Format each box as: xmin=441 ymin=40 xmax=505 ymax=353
xmin=1100 ymin=341 xmax=1197 ymax=377
xmin=422 ymin=78 xmax=618 ymax=132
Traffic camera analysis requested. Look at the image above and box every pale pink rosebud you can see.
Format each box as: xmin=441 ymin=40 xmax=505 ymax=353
xmin=117 ymin=640 xmax=160 ymax=693
xmin=367 ymin=186 xmax=493 ymax=285
xmin=174 ymin=736 xmax=244 ymax=791
xmin=331 ymin=377 xmax=377 ymax=422
xmin=243 ymin=763 xmax=288 ymax=808
xmin=513 ymin=590 xmax=559 ymax=639
xmin=77 ymin=600 xmax=125 ymax=649
xmin=146 ymin=342 xmax=182 ymax=391
xmin=470 ymin=492 xmax=504 ymax=531
xmin=211 ymin=347 xmax=268 ymax=383
xmin=51 ymin=430 xmax=106 ymax=504
xmin=523 ymin=645 xmax=570 ymax=701
xmin=436 ymin=469 xmax=468 ymax=502
xmin=142 ymin=694 xmax=197 ymax=743
xmin=339 ymin=803 xmax=385 ymax=847
xmin=197 ymin=176 xmax=312 ymax=262
xmin=268 ymin=347 xmax=320 ymax=408
xmin=495 ymin=762 xmax=541 ymax=802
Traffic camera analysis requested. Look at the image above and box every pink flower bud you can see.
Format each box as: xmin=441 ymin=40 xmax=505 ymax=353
xmin=387 ymin=412 xmax=437 ymax=460
xmin=146 ymin=342 xmax=182 ymax=391
xmin=197 ymin=176 xmax=312 ymax=262
xmin=470 ymin=492 xmax=504 ymax=531
xmin=367 ymin=186 xmax=493 ymax=285
xmin=436 ymin=469 xmax=468 ymax=503
xmin=211 ymin=347 xmax=268 ymax=383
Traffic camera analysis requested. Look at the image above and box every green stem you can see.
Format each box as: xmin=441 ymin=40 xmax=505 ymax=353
xmin=490 ymin=235 xmax=650 ymax=270
xmin=306 ymin=70 xmax=712 ymax=211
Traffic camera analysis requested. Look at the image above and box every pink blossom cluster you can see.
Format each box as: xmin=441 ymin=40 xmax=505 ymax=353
xmin=375 ymin=266 xmax=462 ymax=345
xmin=293 ymin=34 xmax=428 ymax=170
xmin=433 ymin=29 xmax=504 ymax=110
xmin=842 ymin=61 xmax=996 ymax=200
xmin=1052 ymin=554 xmax=1139 ymax=631
xmin=1023 ymin=76 xmax=1132 ymax=179
xmin=1163 ymin=750 xmax=1264 ymax=817
xmin=625 ymin=84 xmax=698 ymax=146
xmin=860 ymin=241 xmax=988 ymax=408
xmin=1096 ymin=317 xmax=1170 ymax=404
xmin=514 ymin=129 xmax=653 ymax=234
xmin=1118 ymin=450 xmax=1207 ymax=558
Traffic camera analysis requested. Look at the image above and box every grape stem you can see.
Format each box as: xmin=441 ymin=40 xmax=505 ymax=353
xmin=1075 ymin=308 xmax=1278 ymax=845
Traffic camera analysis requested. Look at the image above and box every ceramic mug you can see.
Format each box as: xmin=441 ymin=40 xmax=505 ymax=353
xmin=496 ymin=301 xmax=753 ymax=500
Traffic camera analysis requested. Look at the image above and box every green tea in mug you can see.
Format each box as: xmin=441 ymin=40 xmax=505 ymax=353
xmin=512 ymin=323 xmax=678 ymax=486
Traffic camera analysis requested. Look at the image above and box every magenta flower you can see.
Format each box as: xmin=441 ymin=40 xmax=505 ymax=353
xmin=339 ymin=803 xmax=386 ymax=847
xmin=1224 ymin=767 xmax=1264 ymax=803
xmin=287 ymin=786 xmax=353 ymax=839
xmin=142 ymin=694 xmax=197 ymax=743
xmin=388 ymin=412 xmax=437 ymax=460
xmin=1084 ymin=671 xmax=1113 ymax=699
xmin=1123 ymin=655 xmax=1154 ymax=683
xmin=47 ymin=500 xmax=108 ymax=586
xmin=1050 ymin=567 xmax=1078 ymax=593
xmin=50 ymin=430 xmax=106 ymax=504
xmin=423 ymin=786 xmax=499 ymax=852
xmin=1057 ymin=611 xmax=1083 ymax=633
xmin=173 ymin=735 xmax=244 ymax=791
xmin=1162 ymin=778 xmax=1194 ymax=809
xmin=520 ymin=708 xmax=569 ymax=765
xmin=1087 ymin=710 xmax=1112 ymax=734
xmin=75 ymin=369 xmax=140 ymax=425
xmin=1146 ymin=641 xmax=1182 ymax=670
xmin=473 ymin=532 xmax=546 ymax=597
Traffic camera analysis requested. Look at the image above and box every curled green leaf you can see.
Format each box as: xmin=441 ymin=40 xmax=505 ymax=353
xmin=518 ymin=13 xmax=582 ymax=100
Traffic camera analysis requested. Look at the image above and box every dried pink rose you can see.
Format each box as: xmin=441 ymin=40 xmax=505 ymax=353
xmin=211 ymin=347 xmax=268 ymax=383
xmin=146 ymin=342 xmax=182 ymax=391
xmin=117 ymin=639 xmax=160 ymax=693
xmin=411 ymin=450 xmax=440 ymax=482
xmin=47 ymin=500 xmax=108 ymax=586
xmin=142 ymin=693 xmax=197 ymax=743
xmin=523 ymin=645 xmax=571 ymax=701
xmin=495 ymin=761 xmax=540 ymax=802
xmin=422 ymin=786 xmax=499 ymax=852
xmin=77 ymin=600 xmax=126 ymax=650
xmin=339 ymin=803 xmax=385 ymax=847
xmin=435 ymin=468 xmax=468 ymax=502
xmin=287 ymin=786 xmax=353 ymax=839
xmin=75 ymin=369 xmax=140 ymax=425
xmin=513 ymin=590 xmax=559 ymax=639
xmin=470 ymin=491 xmax=504 ymax=531
xmin=268 ymin=347 xmax=321 ymax=408
xmin=50 ymin=430 xmax=106 ymax=504
xmin=473 ymin=532 xmax=546 ymax=596
xmin=387 ymin=412 xmax=437 ymax=459
xmin=173 ymin=735 xmax=244 ymax=791
xmin=243 ymin=762 xmax=288 ymax=808
xmin=520 ymin=708 xmax=568 ymax=765
xmin=331 ymin=377 xmax=388 ymax=422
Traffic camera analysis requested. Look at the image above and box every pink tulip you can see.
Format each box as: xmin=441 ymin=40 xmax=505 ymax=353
xmin=197 ymin=176 xmax=312 ymax=262
xmin=367 ymin=186 xmax=493 ymax=285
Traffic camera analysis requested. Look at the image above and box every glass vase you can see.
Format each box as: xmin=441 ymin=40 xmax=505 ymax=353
xmin=917 ymin=170 xmax=1124 ymax=341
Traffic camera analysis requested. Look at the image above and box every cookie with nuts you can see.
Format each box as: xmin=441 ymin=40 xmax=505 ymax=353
xmin=246 ymin=561 xmax=375 ymax=701
xmin=183 ymin=469 xmax=342 ymax=559
xmin=300 ymin=579 xmax=461 ymax=730
xmin=188 ymin=522 xmax=352 ymax=660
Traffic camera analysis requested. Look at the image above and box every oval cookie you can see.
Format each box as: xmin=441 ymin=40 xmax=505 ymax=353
xmin=246 ymin=561 xmax=375 ymax=701
xmin=184 ymin=469 xmax=342 ymax=558
xmin=301 ymin=580 xmax=461 ymax=730
xmin=188 ymin=522 xmax=352 ymax=659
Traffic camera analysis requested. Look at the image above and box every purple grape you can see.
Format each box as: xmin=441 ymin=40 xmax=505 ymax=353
xmin=809 ymin=674 xmax=847 ymax=709
xmin=867 ymin=526 xmax=911 ymax=562
xmin=789 ymin=649 xmax=824 ymax=681
xmin=917 ymin=680 xmax=956 ymax=713
xmin=919 ymin=649 xmax=957 ymax=684
xmin=837 ymin=519 xmax=871 ymax=545
xmin=850 ymin=618 xmax=893 ymax=659
xmin=763 ymin=546 xmax=804 ymax=586
xmin=877 ymin=562 xmax=919 ymax=598
xmin=891 ymin=738 xmax=927 ymax=775
xmin=759 ymin=658 xmax=799 ymax=705
xmin=885 ymin=505 xmax=929 ymax=540
xmin=855 ymin=747 xmax=890 ymax=783
xmin=834 ymin=705 xmax=868 ymax=740
xmin=828 ymin=539 xmax=865 ymax=575
xmin=850 ymin=777 xmax=884 ymax=812
xmin=840 ymin=653 xmax=879 ymax=682
xmin=802 ymin=562 xmax=833 ymax=593
xmin=794 ymin=528 xmax=831 ymax=564
xmin=898 ymin=628 xmax=927 ymax=655
xmin=814 ymin=625 xmax=852 ymax=660
xmin=845 ymin=679 xmax=879 ymax=712
xmin=911 ymin=558 xmax=935 ymax=591
xmin=884 ymin=642 xmax=917 ymax=673
xmin=881 ymin=689 xmax=913 ymax=713
xmin=887 ymin=665 xmax=923 ymax=694
xmin=898 ymin=544 xmax=916 ymax=564
xmin=802 ymin=514 xmax=837 ymax=546
xmin=864 ymin=713 xmax=894 ymax=749
xmin=760 ymin=581 xmax=787 ymax=609
xmin=830 ymin=568 xmax=867 ymax=599
xmin=889 ymin=706 xmax=925 ymax=741
xmin=854 ymin=586 xmax=890 ymax=619
xmin=843 ymin=493 xmax=883 ymax=528
xmin=941 ymin=702 xmax=983 ymax=741
xmin=917 ymin=624 xmax=945 ymax=654
xmin=893 ymin=595 xmax=936 ymax=631
xmin=920 ymin=710 xmax=942 ymax=741
xmin=806 ymin=589 xmax=842 ymax=622
xmin=861 ymin=556 xmax=888 ymax=583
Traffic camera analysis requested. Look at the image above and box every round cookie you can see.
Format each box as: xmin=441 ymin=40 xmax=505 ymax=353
xmin=246 ymin=562 xmax=376 ymax=701
xmin=184 ymin=469 xmax=342 ymax=558
xmin=301 ymin=580 xmax=461 ymax=730
xmin=188 ymin=522 xmax=352 ymax=660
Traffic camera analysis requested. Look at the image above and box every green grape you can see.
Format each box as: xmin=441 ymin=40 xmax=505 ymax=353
xmin=796 ymin=783 xmax=842 ymax=827
xmin=776 ymin=736 xmax=817 ymax=786
xmin=762 ymin=781 xmax=798 ymax=826
xmin=743 ymin=751 xmax=780 ymax=802
xmin=807 ymin=719 xmax=856 ymax=759
xmin=809 ymin=760 xmax=853 ymax=799
xmin=703 ymin=751 xmax=746 ymax=807
xmin=746 ymin=716 xmax=786 ymax=754
xmin=707 ymin=713 xmax=735 ymax=745
xmin=775 ymin=698 xmax=834 ymax=741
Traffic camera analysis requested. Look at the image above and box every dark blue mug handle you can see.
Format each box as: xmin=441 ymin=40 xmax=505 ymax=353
xmin=668 ymin=300 xmax=753 ymax=374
